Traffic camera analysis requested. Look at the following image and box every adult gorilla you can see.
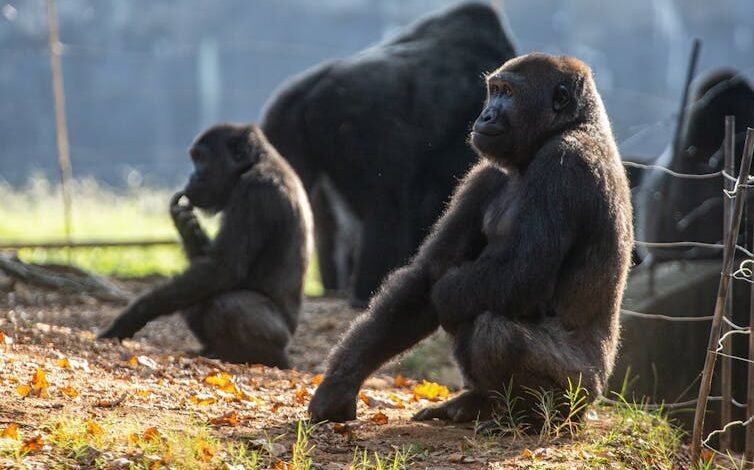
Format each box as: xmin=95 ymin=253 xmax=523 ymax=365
xmin=261 ymin=2 xmax=516 ymax=307
xmin=635 ymin=71 xmax=754 ymax=262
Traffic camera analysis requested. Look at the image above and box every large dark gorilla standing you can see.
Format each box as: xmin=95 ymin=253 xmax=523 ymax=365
xmin=309 ymin=53 xmax=633 ymax=424
xmin=635 ymin=71 xmax=754 ymax=262
xmin=261 ymin=2 xmax=516 ymax=307
xmin=99 ymin=124 xmax=313 ymax=368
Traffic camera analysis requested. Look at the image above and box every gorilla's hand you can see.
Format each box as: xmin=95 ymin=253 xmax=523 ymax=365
xmin=308 ymin=377 xmax=359 ymax=423
xmin=431 ymin=266 xmax=476 ymax=333
xmin=170 ymin=191 xmax=201 ymax=239
xmin=97 ymin=302 xmax=149 ymax=340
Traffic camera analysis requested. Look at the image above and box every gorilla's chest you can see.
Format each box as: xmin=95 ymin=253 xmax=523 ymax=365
xmin=482 ymin=184 xmax=520 ymax=240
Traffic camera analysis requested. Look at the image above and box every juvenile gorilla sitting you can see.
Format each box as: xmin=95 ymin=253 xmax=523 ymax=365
xmin=308 ymin=53 xmax=633 ymax=424
xmin=99 ymin=124 xmax=313 ymax=368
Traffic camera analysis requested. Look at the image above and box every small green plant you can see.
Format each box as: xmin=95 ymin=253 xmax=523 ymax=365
xmin=488 ymin=378 xmax=529 ymax=439
xmin=290 ymin=419 xmax=316 ymax=470
xmin=349 ymin=446 xmax=415 ymax=470
xmin=553 ymin=375 xmax=589 ymax=438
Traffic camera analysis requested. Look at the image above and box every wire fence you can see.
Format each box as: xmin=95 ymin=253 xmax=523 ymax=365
xmin=621 ymin=121 xmax=754 ymax=466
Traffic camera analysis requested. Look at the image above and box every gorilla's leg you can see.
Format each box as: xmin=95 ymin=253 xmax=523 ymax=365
xmin=183 ymin=291 xmax=291 ymax=368
xmin=414 ymin=313 xmax=600 ymax=423
xmin=310 ymin=182 xmax=340 ymax=291
xmin=351 ymin=208 xmax=412 ymax=308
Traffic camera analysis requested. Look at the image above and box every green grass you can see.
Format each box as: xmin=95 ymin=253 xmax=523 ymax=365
xmin=0 ymin=175 xmax=323 ymax=295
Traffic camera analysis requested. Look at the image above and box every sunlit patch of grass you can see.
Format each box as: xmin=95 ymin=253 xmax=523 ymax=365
xmin=349 ymin=445 xmax=416 ymax=470
xmin=0 ymin=175 xmax=323 ymax=295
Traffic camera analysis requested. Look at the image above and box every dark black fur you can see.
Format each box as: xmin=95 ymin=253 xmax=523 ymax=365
xmin=308 ymin=53 xmax=634 ymax=423
xmin=261 ymin=2 xmax=516 ymax=307
xmin=98 ymin=124 xmax=313 ymax=368
xmin=636 ymin=71 xmax=754 ymax=262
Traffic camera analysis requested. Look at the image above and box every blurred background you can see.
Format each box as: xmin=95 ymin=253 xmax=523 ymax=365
xmin=0 ymin=0 xmax=752 ymax=282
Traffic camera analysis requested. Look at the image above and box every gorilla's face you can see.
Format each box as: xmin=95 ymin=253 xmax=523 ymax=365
xmin=184 ymin=124 xmax=256 ymax=212
xmin=471 ymin=55 xmax=580 ymax=169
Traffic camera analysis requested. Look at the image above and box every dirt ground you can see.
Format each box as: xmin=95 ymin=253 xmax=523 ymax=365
xmin=0 ymin=274 xmax=684 ymax=469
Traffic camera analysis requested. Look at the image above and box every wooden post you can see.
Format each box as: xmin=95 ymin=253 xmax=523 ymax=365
xmin=720 ymin=116 xmax=735 ymax=452
xmin=46 ymin=0 xmax=74 ymax=252
xmin=692 ymin=127 xmax=754 ymax=464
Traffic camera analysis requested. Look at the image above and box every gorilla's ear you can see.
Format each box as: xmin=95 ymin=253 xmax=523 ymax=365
xmin=229 ymin=126 xmax=258 ymax=165
xmin=553 ymin=83 xmax=571 ymax=112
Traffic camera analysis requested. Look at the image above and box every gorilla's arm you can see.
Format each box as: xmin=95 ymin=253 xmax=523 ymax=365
xmin=99 ymin=183 xmax=276 ymax=339
xmin=308 ymin=163 xmax=505 ymax=422
xmin=433 ymin=154 xmax=593 ymax=327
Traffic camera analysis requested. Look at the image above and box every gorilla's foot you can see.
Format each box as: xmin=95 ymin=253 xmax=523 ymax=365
xmin=412 ymin=390 xmax=492 ymax=423
xmin=308 ymin=378 xmax=359 ymax=422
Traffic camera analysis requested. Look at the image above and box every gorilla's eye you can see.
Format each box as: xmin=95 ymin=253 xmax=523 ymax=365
xmin=489 ymin=84 xmax=499 ymax=95
xmin=501 ymin=84 xmax=513 ymax=97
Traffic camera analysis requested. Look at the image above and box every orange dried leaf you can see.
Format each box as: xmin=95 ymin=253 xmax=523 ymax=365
xmin=274 ymin=461 xmax=292 ymax=470
xmin=208 ymin=411 xmax=239 ymax=427
xmin=197 ymin=440 xmax=214 ymax=462
xmin=127 ymin=356 xmax=139 ymax=367
xmin=60 ymin=386 xmax=79 ymax=398
xmin=412 ymin=380 xmax=449 ymax=401
xmin=0 ymin=331 xmax=11 ymax=345
xmin=388 ymin=394 xmax=405 ymax=409
xmin=16 ymin=384 xmax=31 ymax=397
xmin=20 ymin=435 xmax=44 ymax=454
xmin=190 ymin=394 xmax=217 ymax=406
xmin=271 ymin=402 xmax=282 ymax=413
xmin=521 ymin=448 xmax=534 ymax=459
xmin=56 ymin=358 xmax=71 ymax=368
xmin=310 ymin=374 xmax=324 ymax=385
xmin=143 ymin=426 xmax=161 ymax=442
xmin=294 ymin=388 xmax=310 ymax=404
xmin=86 ymin=421 xmax=104 ymax=437
xmin=128 ymin=432 xmax=140 ymax=445
xmin=1 ymin=423 xmax=19 ymax=440
xmin=370 ymin=411 xmax=389 ymax=425
xmin=394 ymin=374 xmax=410 ymax=388
xmin=135 ymin=389 xmax=151 ymax=398
xmin=31 ymin=368 xmax=49 ymax=398
xmin=205 ymin=372 xmax=233 ymax=388
xmin=701 ymin=449 xmax=715 ymax=463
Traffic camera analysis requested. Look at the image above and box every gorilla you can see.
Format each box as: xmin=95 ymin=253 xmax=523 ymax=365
xmin=308 ymin=53 xmax=634 ymax=425
xmin=99 ymin=124 xmax=313 ymax=368
xmin=635 ymin=70 xmax=754 ymax=262
xmin=261 ymin=2 xmax=516 ymax=307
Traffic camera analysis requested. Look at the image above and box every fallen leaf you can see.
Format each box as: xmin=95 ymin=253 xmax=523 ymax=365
xmin=332 ymin=423 xmax=351 ymax=436
xmin=95 ymin=393 xmax=128 ymax=408
xmin=31 ymin=368 xmax=49 ymax=398
xmin=86 ymin=421 xmax=104 ymax=437
xmin=1 ymin=423 xmax=19 ymax=440
xmin=190 ymin=394 xmax=217 ymax=406
xmin=271 ymin=402 xmax=282 ymax=413
xmin=521 ymin=448 xmax=534 ymax=459
xmin=56 ymin=358 xmax=71 ymax=368
xmin=135 ymin=389 xmax=151 ymax=398
xmin=197 ymin=440 xmax=214 ymax=462
xmin=16 ymin=384 xmax=31 ymax=397
xmin=294 ymin=388 xmax=310 ymax=404
xmin=20 ymin=435 xmax=44 ymax=454
xmin=311 ymin=374 xmax=324 ymax=385
xmin=388 ymin=394 xmax=405 ymax=409
xmin=208 ymin=411 xmax=239 ymax=427
xmin=205 ymin=372 xmax=233 ymax=388
xmin=143 ymin=427 xmax=161 ymax=442
xmin=370 ymin=411 xmax=388 ymax=425
xmin=127 ymin=356 xmax=139 ymax=367
xmin=394 ymin=374 xmax=410 ymax=388
xmin=274 ymin=460 xmax=292 ymax=470
xmin=412 ymin=380 xmax=449 ymax=401
xmin=60 ymin=386 xmax=79 ymax=398
xmin=0 ymin=331 xmax=12 ymax=345
xmin=358 ymin=392 xmax=370 ymax=406
xmin=701 ymin=449 xmax=715 ymax=463
xmin=128 ymin=432 xmax=140 ymax=445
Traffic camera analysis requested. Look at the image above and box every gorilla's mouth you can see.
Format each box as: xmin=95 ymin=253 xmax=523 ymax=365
xmin=471 ymin=129 xmax=504 ymax=137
